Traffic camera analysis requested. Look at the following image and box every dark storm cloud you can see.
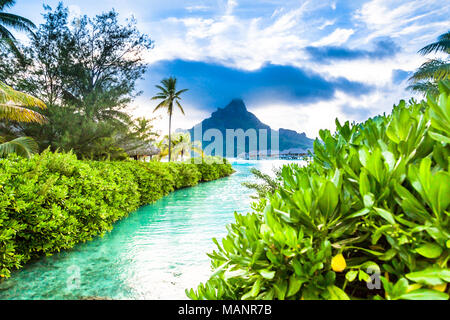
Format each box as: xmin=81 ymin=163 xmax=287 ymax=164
xmin=143 ymin=60 xmax=374 ymax=111
xmin=305 ymin=38 xmax=400 ymax=63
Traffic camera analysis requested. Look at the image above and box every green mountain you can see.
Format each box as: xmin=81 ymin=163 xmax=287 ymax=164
xmin=188 ymin=99 xmax=314 ymax=157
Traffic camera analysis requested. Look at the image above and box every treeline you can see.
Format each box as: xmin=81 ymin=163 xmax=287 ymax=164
xmin=0 ymin=151 xmax=234 ymax=278
xmin=0 ymin=3 xmax=157 ymax=160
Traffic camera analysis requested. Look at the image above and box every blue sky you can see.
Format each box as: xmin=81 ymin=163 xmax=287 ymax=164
xmin=12 ymin=0 xmax=450 ymax=137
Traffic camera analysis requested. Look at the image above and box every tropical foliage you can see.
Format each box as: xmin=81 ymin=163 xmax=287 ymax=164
xmin=0 ymin=151 xmax=233 ymax=278
xmin=0 ymin=4 xmax=156 ymax=160
xmin=156 ymin=132 xmax=204 ymax=161
xmin=0 ymin=82 xmax=46 ymax=157
xmin=188 ymin=81 xmax=450 ymax=300
xmin=152 ymin=77 xmax=188 ymax=162
xmin=409 ymin=31 xmax=450 ymax=96
xmin=242 ymin=167 xmax=282 ymax=200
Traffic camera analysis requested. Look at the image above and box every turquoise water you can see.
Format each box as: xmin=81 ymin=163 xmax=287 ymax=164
xmin=0 ymin=160 xmax=300 ymax=300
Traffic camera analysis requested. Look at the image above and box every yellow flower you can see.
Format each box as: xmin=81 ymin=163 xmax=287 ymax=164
xmin=432 ymin=283 xmax=447 ymax=292
xmin=331 ymin=254 xmax=346 ymax=272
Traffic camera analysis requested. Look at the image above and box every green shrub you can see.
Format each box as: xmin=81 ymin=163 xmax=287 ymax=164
xmin=167 ymin=162 xmax=202 ymax=189
xmin=0 ymin=153 xmax=233 ymax=278
xmin=190 ymin=156 xmax=235 ymax=181
xmin=188 ymin=81 xmax=450 ymax=300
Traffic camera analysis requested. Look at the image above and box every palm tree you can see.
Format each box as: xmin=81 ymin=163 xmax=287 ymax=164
xmin=0 ymin=0 xmax=36 ymax=59
xmin=151 ymin=77 xmax=188 ymax=162
xmin=171 ymin=132 xmax=204 ymax=161
xmin=0 ymin=81 xmax=47 ymax=157
xmin=408 ymin=31 xmax=450 ymax=96
xmin=155 ymin=132 xmax=204 ymax=162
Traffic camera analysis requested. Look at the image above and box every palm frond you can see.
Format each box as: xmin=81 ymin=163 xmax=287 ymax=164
xmin=175 ymin=100 xmax=185 ymax=115
xmin=175 ymin=88 xmax=189 ymax=96
xmin=0 ymin=82 xmax=46 ymax=109
xmin=154 ymin=85 xmax=168 ymax=95
xmin=0 ymin=103 xmax=47 ymax=123
xmin=418 ymin=31 xmax=450 ymax=55
xmin=0 ymin=1 xmax=16 ymax=12
xmin=0 ymin=136 xmax=38 ymax=158
xmin=406 ymin=81 xmax=439 ymax=96
xmin=0 ymin=12 xmax=36 ymax=32
xmin=0 ymin=82 xmax=47 ymax=123
xmin=409 ymin=59 xmax=450 ymax=82
xmin=153 ymin=100 xmax=169 ymax=113
xmin=151 ymin=94 xmax=168 ymax=100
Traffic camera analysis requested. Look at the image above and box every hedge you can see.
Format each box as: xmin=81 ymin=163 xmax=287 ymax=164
xmin=0 ymin=152 xmax=233 ymax=278
xmin=188 ymin=81 xmax=450 ymax=300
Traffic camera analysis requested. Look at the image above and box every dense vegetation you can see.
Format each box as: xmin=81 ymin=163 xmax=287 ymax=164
xmin=188 ymin=82 xmax=450 ymax=300
xmin=0 ymin=152 xmax=233 ymax=278
xmin=0 ymin=3 xmax=157 ymax=160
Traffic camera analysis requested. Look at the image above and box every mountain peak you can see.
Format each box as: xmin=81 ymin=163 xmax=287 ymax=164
xmin=222 ymin=98 xmax=247 ymax=112
xmin=188 ymin=99 xmax=314 ymax=156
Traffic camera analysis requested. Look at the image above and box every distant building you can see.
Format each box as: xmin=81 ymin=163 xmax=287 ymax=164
xmin=127 ymin=144 xmax=160 ymax=162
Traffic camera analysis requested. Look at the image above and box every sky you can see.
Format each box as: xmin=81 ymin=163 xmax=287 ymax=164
xmin=12 ymin=0 xmax=450 ymax=138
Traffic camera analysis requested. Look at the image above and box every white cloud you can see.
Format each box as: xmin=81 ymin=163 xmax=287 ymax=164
xmin=354 ymin=0 xmax=449 ymax=45
xmin=311 ymin=28 xmax=355 ymax=46
xmin=68 ymin=5 xmax=82 ymax=20
xmin=251 ymin=82 xmax=415 ymax=138
xmin=318 ymin=19 xmax=335 ymax=30
xmin=186 ymin=5 xmax=210 ymax=12
xmin=135 ymin=0 xmax=446 ymax=137
xmin=143 ymin=1 xmax=315 ymax=70
xmin=226 ymin=0 xmax=238 ymax=16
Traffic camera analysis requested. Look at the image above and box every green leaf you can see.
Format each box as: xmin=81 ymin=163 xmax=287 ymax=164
xmin=251 ymin=278 xmax=262 ymax=297
xmin=358 ymin=270 xmax=371 ymax=282
xmin=259 ymin=269 xmax=275 ymax=280
xmin=287 ymin=274 xmax=304 ymax=297
xmin=405 ymin=268 xmax=449 ymax=286
xmin=327 ymin=285 xmax=350 ymax=300
xmin=398 ymin=289 xmax=449 ymax=300
xmin=345 ymin=208 xmax=370 ymax=220
xmin=416 ymin=243 xmax=443 ymax=259
xmin=374 ymin=207 xmax=396 ymax=225
xmin=429 ymin=131 xmax=450 ymax=144
xmin=363 ymin=193 xmax=375 ymax=208
xmin=392 ymin=278 xmax=409 ymax=298
xmin=345 ymin=270 xmax=358 ymax=282
xmin=318 ymin=181 xmax=339 ymax=217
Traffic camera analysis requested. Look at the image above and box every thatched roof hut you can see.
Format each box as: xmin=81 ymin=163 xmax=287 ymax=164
xmin=127 ymin=144 xmax=160 ymax=159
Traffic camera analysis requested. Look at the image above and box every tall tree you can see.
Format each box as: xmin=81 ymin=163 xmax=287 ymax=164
xmin=15 ymin=4 xmax=155 ymax=160
xmin=151 ymin=77 xmax=188 ymax=162
xmin=0 ymin=0 xmax=35 ymax=60
xmin=408 ymin=31 xmax=450 ymax=96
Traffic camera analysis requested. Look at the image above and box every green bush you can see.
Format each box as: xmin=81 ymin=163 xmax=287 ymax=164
xmin=0 ymin=152 xmax=233 ymax=278
xmin=189 ymin=156 xmax=235 ymax=181
xmin=188 ymin=81 xmax=450 ymax=300
xmin=167 ymin=162 xmax=202 ymax=189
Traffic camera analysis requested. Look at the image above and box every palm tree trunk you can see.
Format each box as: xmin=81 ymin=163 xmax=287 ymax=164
xmin=168 ymin=113 xmax=172 ymax=162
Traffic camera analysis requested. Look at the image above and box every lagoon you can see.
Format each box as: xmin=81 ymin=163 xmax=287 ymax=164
xmin=0 ymin=160 xmax=301 ymax=300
